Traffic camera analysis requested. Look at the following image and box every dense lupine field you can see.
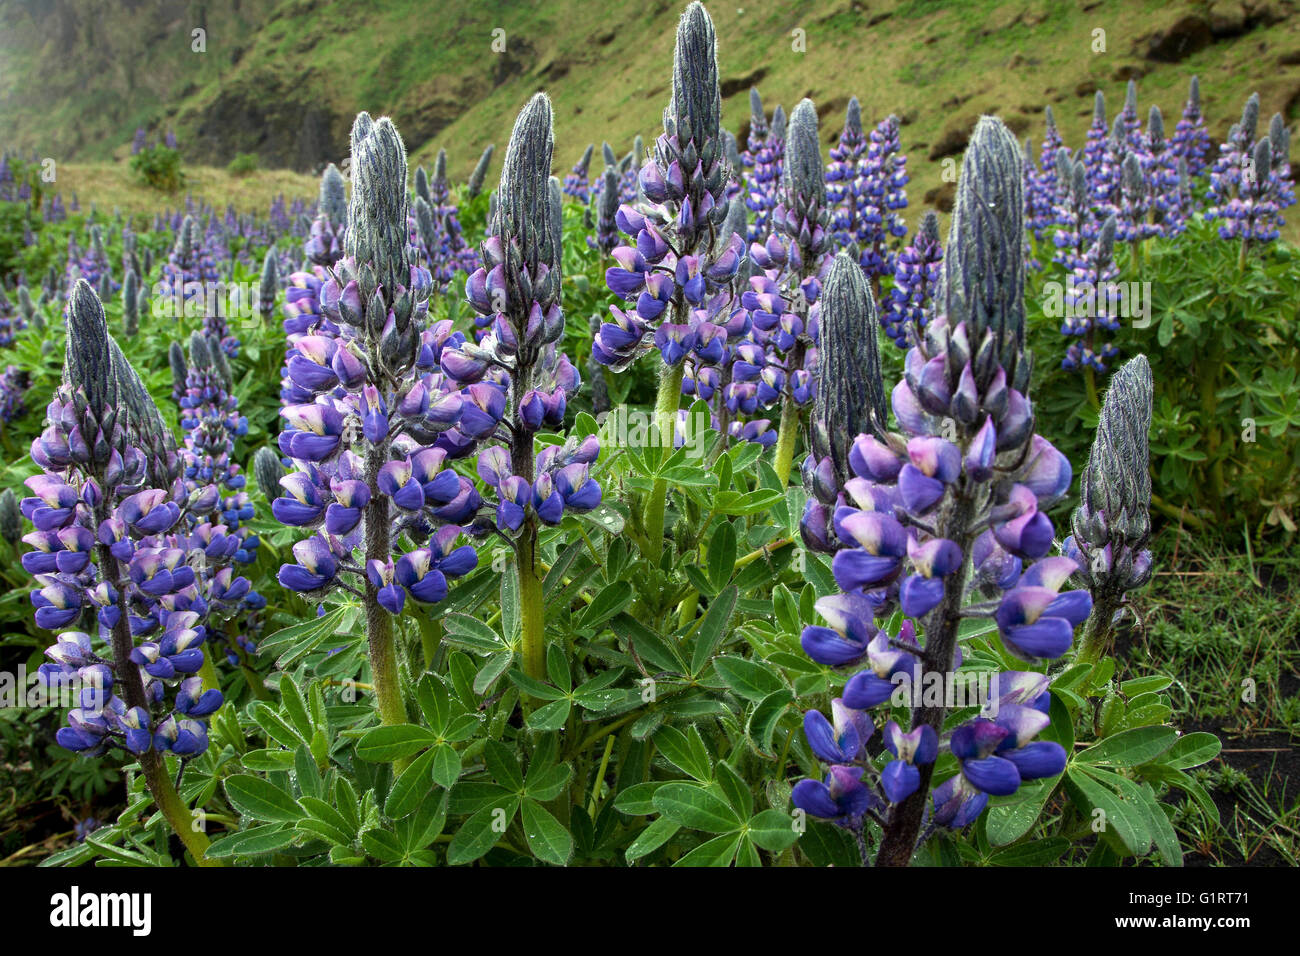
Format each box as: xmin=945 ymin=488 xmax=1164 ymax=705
xmin=0 ymin=1 xmax=1297 ymax=869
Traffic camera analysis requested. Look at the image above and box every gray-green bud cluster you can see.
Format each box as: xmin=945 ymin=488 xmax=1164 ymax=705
xmin=467 ymin=144 xmax=494 ymax=197
xmin=1070 ymin=354 xmax=1154 ymax=596
xmin=811 ymin=251 xmax=886 ymax=485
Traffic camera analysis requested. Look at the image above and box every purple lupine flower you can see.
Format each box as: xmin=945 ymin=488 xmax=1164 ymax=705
xmin=1143 ymin=106 xmax=1189 ymax=238
xmin=883 ymin=211 xmax=942 ymax=349
xmin=1117 ymin=79 xmax=1142 ymax=151
xmin=171 ymin=332 xmax=265 ymax=663
xmin=1028 ymin=105 xmax=1065 ymax=239
xmin=1207 ymin=93 xmax=1260 ymax=211
xmin=1208 ymin=96 xmax=1292 ymax=245
xmin=826 ymin=97 xmax=867 ymax=250
xmin=792 ymin=118 xmax=1089 ymax=862
xmin=63 ymin=226 xmax=118 ymax=300
xmin=593 ymin=3 xmax=740 ymax=373
xmin=1170 ymin=76 xmax=1212 ymax=179
xmin=1082 ymin=91 xmax=1109 ymax=187
xmin=791 ymin=764 xmax=877 ymax=829
xmin=562 ymin=144 xmax=595 ymax=203
xmin=743 ymin=92 xmax=785 ymax=242
xmin=859 ymin=115 xmax=909 ymax=281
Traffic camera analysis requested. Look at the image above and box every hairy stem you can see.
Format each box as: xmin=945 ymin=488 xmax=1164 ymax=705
xmin=363 ymin=448 xmax=409 ymax=750
xmin=511 ymin=361 xmax=547 ymax=684
xmin=1075 ymin=592 xmax=1122 ymax=668
xmin=772 ymin=340 xmax=807 ymax=487
xmin=517 ymin=522 xmax=546 ymax=681
xmin=645 ymin=360 xmax=686 ymax=564
xmin=772 ymin=395 xmax=801 ymax=487
xmin=98 ymin=540 xmax=218 ymax=866
xmin=875 ymin=486 xmax=977 ymax=867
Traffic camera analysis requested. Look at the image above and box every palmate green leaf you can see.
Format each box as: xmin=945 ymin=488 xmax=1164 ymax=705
xmin=706 ymin=520 xmax=737 ymax=590
xmin=690 ymin=585 xmax=738 ymax=675
xmin=524 ymin=762 xmax=573 ymax=802
xmin=986 ymin=837 xmax=1070 ymax=866
xmin=205 ymin=824 xmax=299 ymax=859
xmin=747 ymin=688 xmax=794 ymax=757
xmin=613 ymin=781 xmax=666 ymax=816
xmin=713 ymin=488 xmax=785 ymax=515
xmin=446 ymin=795 xmax=520 ymax=866
xmin=296 ymin=796 xmax=357 ymax=846
xmin=362 ymin=828 xmax=406 ymax=864
xmin=747 ymin=809 xmax=800 ymax=852
xmin=430 ymin=744 xmax=463 ymax=790
xmin=1137 ymin=782 xmax=1183 ymax=867
xmin=526 ymin=697 xmax=572 ymax=731
xmin=258 ymin=604 xmax=348 ymax=658
xmin=278 ymin=673 xmax=314 ymax=742
xmin=500 ymin=566 xmax=520 ymax=641
xmin=715 ymin=762 xmax=753 ymax=819
xmin=442 ymin=611 xmax=506 ymax=652
xmin=626 ymin=816 xmax=680 ymax=863
xmin=651 ymin=783 xmax=742 ymax=833
xmin=521 ymin=798 xmax=574 ymax=866
xmin=653 ymin=725 xmax=713 ymax=781
xmin=1075 ymin=725 xmax=1179 ymax=768
xmin=473 ymin=650 xmax=514 ymax=694
xmin=250 ymin=701 xmax=307 ymax=749
xmin=580 ymin=583 xmax=634 ymax=630
xmin=611 ymin=612 xmax=686 ymax=673
xmin=1063 ymin=766 xmax=1152 ymax=857
xmin=484 ymin=739 xmax=525 ymax=792
xmin=416 ymin=673 xmax=451 ymax=733
xmin=240 ymin=748 xmax=298 ymax=772
xmin=224 ymin=774 xmax=303 ymax=824
xmin=385 ymin=747 xmax=440 ymax=819
xmin=83 ymin=830 xmax=154 ymax=865
xmin=672 ymin=832 xmax=741 ymax=866
xmin=1159 ymin=731 xmax=1222 ymax=770
xmin=506 ymin=669 xmax=565 ymax=701
xmin=355 ymin=724 xmax=438 ymax=762
xmin=772 ymin=583 xmax=800 ymax=635
xmin=713 ymin=655 xmax=786 ymax=702
xmin=542 ymin=540 xmax=585 ymax=596
xmin=985 ymin=777 xmax=1059 ymax=846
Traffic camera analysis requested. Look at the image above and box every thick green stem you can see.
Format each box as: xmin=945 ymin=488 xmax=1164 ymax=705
xmin=772 ymin=395 xmax=801 ymax=487
xmin=363 ymin=450 xmax=408 ymax=744
xmin=1075 ymin=592 xmax=1122 ymax=668
xmin=517 ymin=522 xmax=547 ymax=682
xmin=876 ymin=486 xmax=977 ymax=867
xmin=98 ymin=540 xmax=218 ymax=866
xmin=772 ymin=340 xmax=807 ymax=487
xmin=645 ymin=361 xmax=685 ymax=564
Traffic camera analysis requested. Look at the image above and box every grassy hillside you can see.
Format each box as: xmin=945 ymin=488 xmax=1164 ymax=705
xmin=2 ymin=0 xmax=1299 ymax=230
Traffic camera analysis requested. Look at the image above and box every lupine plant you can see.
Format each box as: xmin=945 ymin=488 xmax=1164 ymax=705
xmin=593 ymin=2 xmax=740 ymax=562
xmin=793 ymin=118 xmax=1091 ymax=864
xmin=24 ymin=281 xmax=220 ymax=864
xmin=273 ymin=113 xmax=477 ymax=731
